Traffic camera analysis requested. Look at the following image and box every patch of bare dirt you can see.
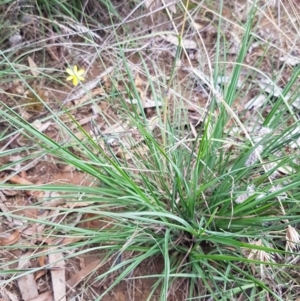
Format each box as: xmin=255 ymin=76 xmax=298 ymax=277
xmin=66 ymin=253 xmax=164 ymax=301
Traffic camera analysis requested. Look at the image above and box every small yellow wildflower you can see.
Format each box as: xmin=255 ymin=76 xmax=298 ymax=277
xmin=66 ymin=65 xmax=85 ymax=86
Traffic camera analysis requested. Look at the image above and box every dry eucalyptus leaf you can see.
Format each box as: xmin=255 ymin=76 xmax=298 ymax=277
xmin=279 ymin=54 xmax=300 ymax=66
xmin=8 ymin=175 xmax=33 ymax=185
xmin=59 ymin=236 xmax=84 ymax=245
xmin=255 ymin=77 xmax=300 ymax=109
xmin=28 ymin=56 xmax=39 ymax=77
xmin=1 ymin=189 xmax=18 ymax=196
xmin=160 ymin=34 xmax=197 ymax=49
xmin=135 ymin=73 xmax=147 ymax=104
xmin=49 ymin=251 xmax=66 ymax=301
xmin=17 ymin=253 xmax=39 ymax=300
xmin=72 ymin=87 xmax=105 ymax=107
xmin=38 ymin=191 xmax=65 ymax=207
xmin=143 ymin=98 xmax=162 ymax=108
xmin=46 ymin=32 xmax=61 ymax=62
xmin=0 ymin=229 xmax=20 ymax=246
xmin=46 ymin=45 xmax=60 ymax=62
xmin=278 ymin=165 xmax=294 ymax=175
xmin=67 ymin=259 xmax=101 ymax=288
xmin=31 ymin=120 xmax=52 ymax=132
xmin=0 ymin=287 xmax=19 ymax=301
xmin=244 ymin=94 xmax=267 ymax=110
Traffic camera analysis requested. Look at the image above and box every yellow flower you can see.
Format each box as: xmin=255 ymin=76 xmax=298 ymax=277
xmin=66 ymin=65 xmax=85 ymax=86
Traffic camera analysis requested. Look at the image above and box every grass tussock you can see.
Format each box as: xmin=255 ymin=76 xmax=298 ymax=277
xmin=1 ymin=0 xmax=300 ymax=300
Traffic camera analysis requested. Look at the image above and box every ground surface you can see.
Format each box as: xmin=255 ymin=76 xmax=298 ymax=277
xmin=1 ymin=0 xmax=300 ymax=300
